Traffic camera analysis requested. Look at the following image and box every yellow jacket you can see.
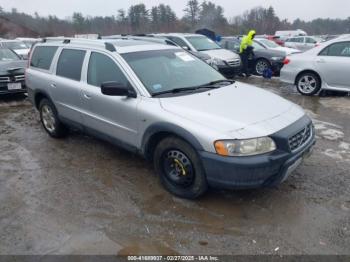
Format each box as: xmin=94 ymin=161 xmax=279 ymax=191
xmin=240 ymin=30 xmax=256 ymax=53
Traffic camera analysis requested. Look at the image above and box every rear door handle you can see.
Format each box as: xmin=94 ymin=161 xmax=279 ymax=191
xmin=316 ymin=59 xmax=326 ymax=63
xmin=50 ymin=83 xmax=56 ymax=88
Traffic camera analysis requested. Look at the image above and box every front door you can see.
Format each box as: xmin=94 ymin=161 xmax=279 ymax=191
xmin=80 ymin=51 xmax=140 ymax=147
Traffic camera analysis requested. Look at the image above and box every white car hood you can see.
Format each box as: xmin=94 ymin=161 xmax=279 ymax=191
xmin=274 ymin=46 xmax=300 ymax=55
xmin=14 ymin=49 xmax=29 ymax=55
xmin=160 ymin=82 xmax=305 ymax=138
xmin=201 ymin=49 xmax=239 ymax=61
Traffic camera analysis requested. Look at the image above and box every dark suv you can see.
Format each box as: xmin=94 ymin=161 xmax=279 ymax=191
xmin=0 ymin=48 xmax=26 ymax=95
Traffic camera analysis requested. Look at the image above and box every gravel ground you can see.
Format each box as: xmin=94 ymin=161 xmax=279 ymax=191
xmin=0 ymin=78 xmax=349 ymax=255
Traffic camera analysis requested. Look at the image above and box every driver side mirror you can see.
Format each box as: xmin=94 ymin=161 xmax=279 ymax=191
xmin=101 ymin=82 xmax=137 ymax=98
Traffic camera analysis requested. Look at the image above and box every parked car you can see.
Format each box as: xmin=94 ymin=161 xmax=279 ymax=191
xmin=275 ymin=29 xmax=307 ymax=41
xmin=220 ymin=37 xmax=286 ymax=76
xmin=0 ymin=48 xmax=26 ymax=95
xmin=0 ymin=40 xmax=30 ymax=59
xmin=281 ymin=35 xmax=350 ymax=95
xmin=155 ymin=33 xmax=241 ymax=78
xmin=254 ymin=38 xmax=300 ymax=55
xmin=103 ymin=35 xmax=212 ymax=64
xmin=16 ymin=38 xmax=41 ymax=48
xmin=266 ymin=35 xmax=285 ymax=46
xmin=284 ymin=36 xmax=320 ymax=52
xmin=26 ymin=38 xmax=315 ymax=198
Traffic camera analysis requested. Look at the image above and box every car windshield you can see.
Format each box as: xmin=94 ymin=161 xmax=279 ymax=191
xmin=122 ymin=49 xmax=226 ymax=95
xmin=185 ymin=36 xmax=221 ymax=51
xmin=2 ymin=41 xmax=28 ymax=50
xmin=259 ymin=39 xmax=279 ymax=48
xmin=0 ymin=49 xmax=20 ymax=61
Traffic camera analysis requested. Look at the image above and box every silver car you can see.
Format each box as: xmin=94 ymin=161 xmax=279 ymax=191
xmin=281 ymin=35 xmax=350 ymax=95
xmin=26 ymin=38 xmax=315 ymax=198
xmin=284 ymin=36 xmax=320 ymax=52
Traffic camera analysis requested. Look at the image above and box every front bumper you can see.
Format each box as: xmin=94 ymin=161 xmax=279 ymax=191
xmin=0 ymin=80 xmax=26 ymax=95
xmin=217 ymin=65 xmax=241 ymax=78
xmin=200 ymin=115 xmax=316 ymax=189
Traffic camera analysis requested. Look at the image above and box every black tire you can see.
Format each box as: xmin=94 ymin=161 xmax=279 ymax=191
xmin=296 ymin=72 xmax=321 ymax=96
xmin=153 ymin=136 xmax=208 ymax=199
xmin=39 ymin=98 xmax=68 ymax=138
xmin=254 ymin=58 xmax=271 ymax=76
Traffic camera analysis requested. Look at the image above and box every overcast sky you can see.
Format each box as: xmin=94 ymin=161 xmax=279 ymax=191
xmin=1 ymin=0 xmax=349 ymax=22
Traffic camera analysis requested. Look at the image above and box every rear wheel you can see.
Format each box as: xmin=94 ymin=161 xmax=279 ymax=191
xmin=296 ymin=72 xmax=321 ymax=96
xmin=39 ymin=98 xmax=68 ymax=138
xmin=153 ymin=137 xmax=208 ymax=199
xmin=255 ymin=59 xmax=271 ymax=76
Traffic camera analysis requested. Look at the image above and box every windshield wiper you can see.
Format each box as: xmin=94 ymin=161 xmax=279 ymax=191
xmin=202 ymin=79 xmax=235 ymax=86
xmin=152 ymin=80 xmax=234 ymax=97
xmin=152 ymin=87 xmax=198 ymax=97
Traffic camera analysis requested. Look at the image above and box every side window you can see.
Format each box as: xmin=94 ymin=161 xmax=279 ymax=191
xmin=87 ymin=52 xmax=129 ymax=87
xmin=30 ymin=46 xmax=58 ymax=70
xmin=306 ymin=37 xmax=316 ymax=44
xmin=168 ymin=37 xmax=190 ymax=50
xmin=321 ymin=42 xmax=350 ymax=57
xmin=56 ymin=49 xmax=86 ymax=81
xmin=296 ymin=38 xmax=303 ymax=43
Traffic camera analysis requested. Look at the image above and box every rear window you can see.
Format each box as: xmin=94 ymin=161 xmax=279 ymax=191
xmin=56 ymin=49 xmax=86 ymax=81
xmin=30 ymin=46 xmax=58 ymax=70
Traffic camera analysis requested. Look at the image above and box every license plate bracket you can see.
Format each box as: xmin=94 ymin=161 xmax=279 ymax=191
xmin=7 ymin=82 xmax=22 ymax=90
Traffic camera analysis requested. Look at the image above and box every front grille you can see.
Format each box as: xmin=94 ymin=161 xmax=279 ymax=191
xmin=0 ymin=75 xmax=25 ymax=83
xmin=226 ymin=59 xmax=241 ymax=67
xmin=288 ymin=124 xmax=313 ymax=151
xmin=0 ymin=76 xmax=11 ymax=83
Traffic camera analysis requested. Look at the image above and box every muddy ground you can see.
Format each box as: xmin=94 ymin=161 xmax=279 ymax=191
xmin=0 ymin=78 xmax=349 ymax=255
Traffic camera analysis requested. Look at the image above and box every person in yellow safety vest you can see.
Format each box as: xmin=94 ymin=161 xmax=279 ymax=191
xmin=239 ymin=30 xmax=256 ymax=77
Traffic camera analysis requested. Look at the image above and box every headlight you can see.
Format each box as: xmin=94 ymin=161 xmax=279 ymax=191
xmin=271 ymin=56 xmax=284 ymax=61
xmin=214 ymin=137 xmax=276 ymax=157
xmin=209 ymin=58 xmax=226 ymax=66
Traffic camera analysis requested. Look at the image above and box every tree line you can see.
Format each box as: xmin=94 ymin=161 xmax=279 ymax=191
xmin=0 ymin=2 xmax=349 ymax=38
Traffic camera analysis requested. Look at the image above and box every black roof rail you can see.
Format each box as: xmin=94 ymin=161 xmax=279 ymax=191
xmin=105 ymin=42 xmax=116 ymax=52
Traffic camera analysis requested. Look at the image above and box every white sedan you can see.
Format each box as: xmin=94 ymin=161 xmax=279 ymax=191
xmin=280 ymin=35 xmax=350 ymax=96
xmin=255 ymin=38 xmax=300 ymax=55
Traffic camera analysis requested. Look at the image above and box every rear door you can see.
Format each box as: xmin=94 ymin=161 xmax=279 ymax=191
xmin=316 ymin=41 xmax=350 ymax=89
xmin=80 ymin=51 xmax=140 ymax=147
xmin=294 ymin=37 xmax=306 ymax=51
xmin=51 ymin=48 xmax=87 ymax=125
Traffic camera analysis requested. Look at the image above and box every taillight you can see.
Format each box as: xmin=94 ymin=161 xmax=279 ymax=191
xmin=283 ymin=58 xmax=290 ymax=65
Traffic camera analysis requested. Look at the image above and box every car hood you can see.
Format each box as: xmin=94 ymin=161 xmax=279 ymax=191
xmin=201 ymin=48 xmax=239 ymax=61
xmin=159 ymin=82 xmax=305 ymax=138
xmin=0 ymin=60 xmax=26 ymax=75
xmin=13 ymin=49 xmax=30 ymax=55
xmin=274 ymin=46 xmax=300 ymax=55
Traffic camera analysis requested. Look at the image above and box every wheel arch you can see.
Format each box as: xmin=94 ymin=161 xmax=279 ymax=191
xmin=141 ymin=123 xmax=204 ymax=161
xmin=294 ymin=70 xmax=322 ymax=86
xmin=34 ymin=90 xmax=51 ymax=109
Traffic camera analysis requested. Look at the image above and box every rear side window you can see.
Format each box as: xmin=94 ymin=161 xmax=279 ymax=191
xmin=319 ymin=42 xmax=350 ymax=57
xmin=56 ymin=49 xmax=86 ymax=81
xmin=306 ymin=37 xmax=316 ymax=44
xmin=30 ymin=46 xmax=58 ymax=70
xmin=87 ymin=52 xmax=129 ymax=87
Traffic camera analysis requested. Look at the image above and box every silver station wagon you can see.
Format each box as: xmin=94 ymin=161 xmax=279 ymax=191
xmin=26 ymin=38 xmax=316 ymax=198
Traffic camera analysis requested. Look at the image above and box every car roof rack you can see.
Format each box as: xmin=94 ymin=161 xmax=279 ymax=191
xmin=42 ymin=37 xmax=117 ymax=52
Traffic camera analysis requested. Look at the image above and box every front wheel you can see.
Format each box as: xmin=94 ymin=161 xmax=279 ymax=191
xmin=296 ymin=72 xmax=321 ymax=96
xmin=153 ymin=137 xmax=208 ymax=199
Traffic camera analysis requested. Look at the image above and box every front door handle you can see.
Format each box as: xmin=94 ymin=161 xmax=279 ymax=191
xmin=50 ymin=83 xmax=56 ymax=88
xmin=83 ymin=93 xmax=91 ymax=99
xmin=316 ymin=59 xmax=326 ymax=63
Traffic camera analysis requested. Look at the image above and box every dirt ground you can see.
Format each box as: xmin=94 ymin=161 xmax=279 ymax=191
xmin=0 ymin=78 xmax=349 ymax=255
